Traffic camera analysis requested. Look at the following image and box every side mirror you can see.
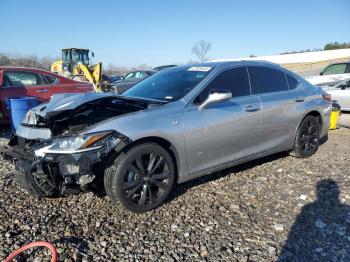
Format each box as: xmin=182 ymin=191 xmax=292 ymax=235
xmin=320 ymin=71 xmax=324 ymax=76
xmin=91 ymin=52 xmax=95 ymax=58
xmin=199 ymin=91 xmax=232 ymax=110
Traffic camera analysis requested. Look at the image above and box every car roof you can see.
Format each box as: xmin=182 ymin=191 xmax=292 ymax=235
xmin=128 ymin=70 xmax=157 ymax=74
xmin=167 ymin=60 xmax=283 ymax=71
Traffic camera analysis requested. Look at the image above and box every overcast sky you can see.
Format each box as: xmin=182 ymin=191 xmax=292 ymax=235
xmin=1 ymin=0 xmax=349 ymax=67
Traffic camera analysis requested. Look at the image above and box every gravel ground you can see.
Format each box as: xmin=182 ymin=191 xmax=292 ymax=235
xmin=1 ymin=115 xmax=350 ymax=261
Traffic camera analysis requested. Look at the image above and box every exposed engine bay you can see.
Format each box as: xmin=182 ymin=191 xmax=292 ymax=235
xmin=2 ymin=93 xmax=162 ymax=198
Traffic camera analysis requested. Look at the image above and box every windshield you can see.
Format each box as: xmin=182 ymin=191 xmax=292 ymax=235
xmin=123 ymin=66 xmax=212 ymax=101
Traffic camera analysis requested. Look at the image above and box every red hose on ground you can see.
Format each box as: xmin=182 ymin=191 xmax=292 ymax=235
xmin=5 ymin=241 xmax=57 ymax=262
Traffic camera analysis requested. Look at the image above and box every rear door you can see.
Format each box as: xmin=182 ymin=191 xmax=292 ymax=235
xmin=41 ymin=73 xmax=93 ymax=94
xmin=247 ymin=66 xmax=306 ymax=151
xmin=183 ymin=66 xmax=262 ymax=174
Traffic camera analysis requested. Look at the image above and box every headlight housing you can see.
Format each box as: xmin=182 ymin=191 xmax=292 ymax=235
xmin=35 ymin=131 xmax=115 ymax=156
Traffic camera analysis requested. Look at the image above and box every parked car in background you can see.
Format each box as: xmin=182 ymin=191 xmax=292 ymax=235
xmin=0 ymin=67 xmax=94 ymax=123
xmin=153 ymin=65 xmax=177 ymax=71
xmin=102 ymin=74 xmax=122 ymax=83
xmin=111 ymin=70 xmax=156 ymax=94
xmin=5 ymin=61 xmax=331 ymax=213
xmin=305 ymin=62 xmax=350 ymax=87
xmin=322 ymin=79 xmax=350 ymax=111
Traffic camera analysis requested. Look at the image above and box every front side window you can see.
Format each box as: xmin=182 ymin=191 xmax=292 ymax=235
xmin=194 ymin=67 xmax=251 ymax=104
xmin=72 ymin=50 xmax=80 ymax=63
xmin=322 ymin=63 xmax=347 ymax=75
xmin=123 ymin=66 xmax=212 ymax=101
xmin=124 ymin=72 xmax=135 ymax=80
xmin=3 ymin=71 xmax=42 ymax=87
xmin=248 ymin=66 xmax=289 ymax=94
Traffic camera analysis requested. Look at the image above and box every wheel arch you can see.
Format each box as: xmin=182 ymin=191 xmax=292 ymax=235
xmin=304 ymin=110 xmax=323 ymax=127
xmin=121 ymin=136 xmax=181 ymax=183
xmin=295 ymin=110 xmax=323 ymax=139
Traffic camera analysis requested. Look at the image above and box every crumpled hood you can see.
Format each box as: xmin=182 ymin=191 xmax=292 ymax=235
xmin=21 ymin=92 xmax=165 ymax=129
xmin=33 ymin=93 xmax=134 ymax=117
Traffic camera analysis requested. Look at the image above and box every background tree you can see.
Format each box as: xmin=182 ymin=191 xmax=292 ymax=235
xmin=191 ymin=40 xmax=212 ymax=63
xmin=324 ymin=42 xmax=350 ymax=50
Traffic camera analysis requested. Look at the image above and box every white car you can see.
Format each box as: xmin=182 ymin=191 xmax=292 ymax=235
xmin=306 ymin=62 xmax=350 ymax=87
xmin=323 ymin=79 xmax=350 ymax=111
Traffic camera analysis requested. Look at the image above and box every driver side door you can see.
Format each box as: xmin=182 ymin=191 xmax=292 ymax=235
xmin=183 ymin=67 xmax=262 ymax=175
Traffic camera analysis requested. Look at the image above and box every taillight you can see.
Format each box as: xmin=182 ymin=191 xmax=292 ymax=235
xmin=322 ymin=93 xmax=332 ymax=102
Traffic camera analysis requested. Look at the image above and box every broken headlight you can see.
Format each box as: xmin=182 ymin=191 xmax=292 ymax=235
xmin=35 ymin=131 xmax=115 ymax=156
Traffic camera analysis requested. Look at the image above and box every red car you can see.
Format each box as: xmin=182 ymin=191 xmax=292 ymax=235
xmin=0 ymin=66 xmax=94 ymax=123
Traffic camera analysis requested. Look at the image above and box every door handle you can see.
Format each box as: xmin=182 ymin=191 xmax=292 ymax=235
xmin=245 ymin=104 xmax=260 ymax=112
xmin=36 ymin=89 xmax=49 ymax=93
xmin=295 ymin=97 xmax=305 ymax=102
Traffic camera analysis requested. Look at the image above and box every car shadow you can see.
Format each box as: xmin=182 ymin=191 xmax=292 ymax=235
xmin=167 ymin=151 xmax=289 ymax=204
xmin=0 ymin=124 xmax=11 ymax=140
xmin=278 ymin=179 xmax=350 ymax=261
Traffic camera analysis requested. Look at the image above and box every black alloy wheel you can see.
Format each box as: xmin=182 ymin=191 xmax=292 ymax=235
xmin=291 ymin=115 xmax=320 ymax=158
xmin=104 ymin=143 xmax=175 ymax=213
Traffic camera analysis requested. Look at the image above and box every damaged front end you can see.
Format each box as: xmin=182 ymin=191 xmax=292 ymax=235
xmin=1 ymin=93 xmax=155 ymax=198
xmin=5 ymin=131 xmax=130 ymax=198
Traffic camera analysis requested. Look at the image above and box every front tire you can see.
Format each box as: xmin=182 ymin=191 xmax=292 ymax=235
xmin=291 ymin=115 xmax=320 ymax=158
xmin=104 ymin=143 xmax=175 ymax=213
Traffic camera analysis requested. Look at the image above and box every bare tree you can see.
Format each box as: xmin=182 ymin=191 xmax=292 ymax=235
xmin=191 ymin=40 xmax=212 ymax=63
xmin=0 ymin=52 xmax=59 ymax=70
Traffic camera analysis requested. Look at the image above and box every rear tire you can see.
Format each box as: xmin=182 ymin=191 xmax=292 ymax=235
xmin=290 ymin=115 xmax=320 ymax=158
xmin=104 ymin=143 xmax=175 ymax=213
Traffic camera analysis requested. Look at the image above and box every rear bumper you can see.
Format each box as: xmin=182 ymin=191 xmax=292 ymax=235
xmin=321 ymin=116 xmax=331 ymax=139
xmin=320 ymin=105 xmax=331 ymax=138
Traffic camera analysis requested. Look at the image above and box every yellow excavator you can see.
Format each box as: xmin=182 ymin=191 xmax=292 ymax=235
xmin=51 ymin=48 xmax=109 ymax=92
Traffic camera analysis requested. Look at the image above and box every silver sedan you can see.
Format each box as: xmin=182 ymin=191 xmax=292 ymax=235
xmin=7 ymin=61 xmax=331 ymax=213
xmin=323 ymin=79 xmax=350 ymax=111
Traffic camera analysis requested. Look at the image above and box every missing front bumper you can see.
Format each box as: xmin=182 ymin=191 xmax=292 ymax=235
xmin=2 ymin=132 xmax=132 ymax=198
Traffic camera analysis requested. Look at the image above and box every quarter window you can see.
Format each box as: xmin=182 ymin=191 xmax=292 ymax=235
xmin=3 ymin=71 xmax=42 ymax=87
xmin=195 ymin=67 xmax=251 ymax=104
xmin=42 ymin=74 xmax=58 ymax=84
xmin=248 ymin=66 xmax=289 ymax=94
xmin=286 ymin=74 xmax=299 ymax=89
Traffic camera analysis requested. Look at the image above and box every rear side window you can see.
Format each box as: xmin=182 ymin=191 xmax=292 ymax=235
xmin=42 ymin=74 xmax=58 ymax=84
xmin=286 ymin=74 xmax=299 ymax=89
xmin=134 ymin=72 xmax=146 ymax=79
xmin=3 ymin=71 xmax=43 ymax=87
xmin=195 ymin=67 xmax=250 ymax=103
xmin=248 ymin=66 xmax=289 ymax=94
